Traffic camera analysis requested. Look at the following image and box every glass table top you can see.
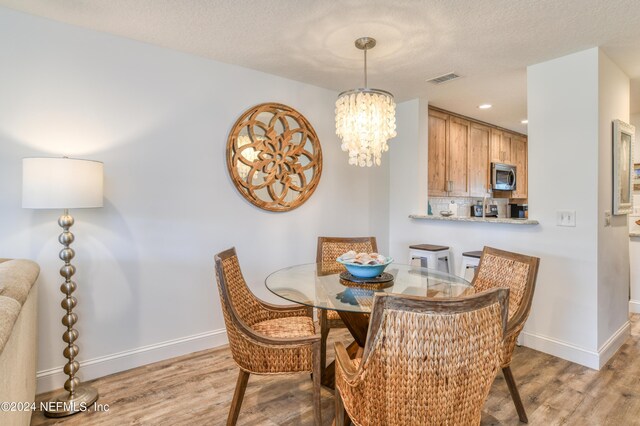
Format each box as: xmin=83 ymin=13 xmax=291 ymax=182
xmin=265 ymin=263 xmax=474 ymax=314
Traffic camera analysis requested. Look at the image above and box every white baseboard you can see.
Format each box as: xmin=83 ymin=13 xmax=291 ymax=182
xmin=36 ymin=328 xmax=228 ymax=394
xmin=597 ymin=320 xmax=631 ymax=369
xmin=521 ymin=330 xmax=600 ymax=369
xmin=629 ymin=299 xmax=640 ymax=314
xmin=36 ymin=320 xmax=632 ymax=393
xmin=521 ymin=321 xmax=630 ymax=370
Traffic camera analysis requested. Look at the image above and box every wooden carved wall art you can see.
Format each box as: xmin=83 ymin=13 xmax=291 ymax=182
xmin=226 ymin=103 xmax=323 ymax=212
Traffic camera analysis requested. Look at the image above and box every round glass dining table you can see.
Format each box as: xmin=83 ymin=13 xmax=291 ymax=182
xmin=265 ymin=262 xmax=474 ymax=388
xmin=266 ymin=262 xmax=473 ymax=314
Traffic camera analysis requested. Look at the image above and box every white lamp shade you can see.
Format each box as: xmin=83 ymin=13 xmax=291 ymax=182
xmin=22 ymin=157 xmax=104 ymax=209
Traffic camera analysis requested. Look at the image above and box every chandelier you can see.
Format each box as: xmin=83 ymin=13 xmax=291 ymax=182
xmin=335 ymin=37 xmax=397 ymax=167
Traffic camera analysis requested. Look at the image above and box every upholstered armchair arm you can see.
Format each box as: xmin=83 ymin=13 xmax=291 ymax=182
xmin=334 ymin=341 xmax=370 ymax=423
xmin=334 ymin=341 xmax=364 ymax=383
xmin=501 ymin=295 xmax=524 ymax=367
xmin=505 ymin=306 xmax=529 ymax=338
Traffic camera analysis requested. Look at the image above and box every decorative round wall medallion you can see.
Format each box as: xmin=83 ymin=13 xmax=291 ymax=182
xmin=226 ymin=103 xmax=323 ymax=212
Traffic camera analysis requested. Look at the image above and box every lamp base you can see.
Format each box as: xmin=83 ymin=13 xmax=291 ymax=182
xmin=44 ymin=385 xmax=99 ymax=418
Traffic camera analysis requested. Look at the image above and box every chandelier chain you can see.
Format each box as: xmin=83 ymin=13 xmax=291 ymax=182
xmin=364 ymin=48 xmax=367 ymax=88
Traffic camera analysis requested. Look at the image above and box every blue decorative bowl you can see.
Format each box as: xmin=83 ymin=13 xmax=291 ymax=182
xmin=336 ymin=256 xmax=393 ymax=279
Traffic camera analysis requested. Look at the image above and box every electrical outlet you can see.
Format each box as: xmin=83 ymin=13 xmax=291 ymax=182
xmin=557 ymin=210 xmax=576 ymax=227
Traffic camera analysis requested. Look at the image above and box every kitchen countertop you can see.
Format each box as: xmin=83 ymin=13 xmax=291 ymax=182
xmin=409 ymin=214 xmax=539 ymax=225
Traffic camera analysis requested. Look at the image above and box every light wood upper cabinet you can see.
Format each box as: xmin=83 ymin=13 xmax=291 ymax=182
xmin=490 ymin=129 xmax=512 ymax=164
xmin=469 ymin=123 xmax=490 ymax=197
xmin=428 ymin=110 xmax=449 ymax=196
xmin=427 ymin=110 xmax=470 ymax=197
xmin=447 ymin=117 xmax=470 ymax=196
xmin=490 ymin=129 xmax=502 ymax=163
xmin=427 ymin=106 xmax=527 ymax=201
xmin=501 ymin=132 xmax=513 ymax=164
xmin=511 ymin=136 xmax=528 ymax=199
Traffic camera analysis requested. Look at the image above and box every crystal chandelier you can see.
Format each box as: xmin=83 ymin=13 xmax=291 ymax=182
xmin=335 ymin=37 xmax=397 ymax=167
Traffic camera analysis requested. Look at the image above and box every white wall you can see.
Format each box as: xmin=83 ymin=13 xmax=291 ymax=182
xmin=368 ymin=158 xmax=390 ymax=254
xmin=632 ymin=113 xmax=640 ymax=162
xmin=389 ymin=47 xmax=630 ymax=369
xmin=0 ymin=8 xmax=379 ymax=392
xmin=628 ymin=112 xmax=640 ymax=312
xmin=526 ymin=48 xmax=602 ymax=357
xmin=597 ymin=52 xmax=630 ymax=348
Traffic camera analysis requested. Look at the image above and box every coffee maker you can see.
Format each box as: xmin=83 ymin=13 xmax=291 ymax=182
xmin=509 ymin=204 xmax=528 ymax=219
xmin=470 ymin=201 xmax=498 ymax=218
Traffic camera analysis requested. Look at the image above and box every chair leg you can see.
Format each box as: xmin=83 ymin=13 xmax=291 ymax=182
xmin=335 ymin=385 xmax=349 ymax=426
xmin=312 ymin=341 xmax=322 ymax=426
xmin=503 ymin=365 xmax=528 ymax=423
xmin=227 ymin=369 xmax=250 ymax=426
xmin=320 ymin=310 xmax=329 ymax=371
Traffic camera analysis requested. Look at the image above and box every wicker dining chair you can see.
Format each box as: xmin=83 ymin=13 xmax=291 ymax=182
xmin=214 ymin=248 xmax=322 ymax=426
xmin=316 ymin=236 xmax=377 ymax=370
xmin=334 ymin=288 xmax=510 ymax=426
xmin=472 ymin=246 xmax=540 ymax=423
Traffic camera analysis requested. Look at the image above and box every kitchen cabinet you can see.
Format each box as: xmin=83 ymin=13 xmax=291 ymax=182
xmin=469 ymin=122 xmax=491 ymax=197
xmin=447 ymin=117 xmax=470 ymax=196
xmin=428 ymin=110 xmax=470 ymax=197
xmin=490 ymin=129 xmax=501 ymax=162
xmin=427 ymin=106 xmax=528 ymax=201
xmin=428 ymin=110 xmax=449 ymax=196
xmin=511 ymin=135 xmax=528 ymax=198
xmin=491 ymin=129 xmax=512 ymax=164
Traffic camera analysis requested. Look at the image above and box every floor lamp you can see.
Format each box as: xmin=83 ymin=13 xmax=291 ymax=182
xmin=22 ymin=157 xmax=104 ymax=417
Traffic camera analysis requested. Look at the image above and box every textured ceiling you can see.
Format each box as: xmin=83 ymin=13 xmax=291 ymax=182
xmin=3 ymin=0 xmax=640 ymax=132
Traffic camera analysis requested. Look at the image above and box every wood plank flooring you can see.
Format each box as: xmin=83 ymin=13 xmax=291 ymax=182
xmin=31 ymin=315 xmax=640 ymax=425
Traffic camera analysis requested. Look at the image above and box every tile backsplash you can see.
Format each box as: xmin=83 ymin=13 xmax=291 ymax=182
xmin=429 ymin=197 xmax=510 ymax=218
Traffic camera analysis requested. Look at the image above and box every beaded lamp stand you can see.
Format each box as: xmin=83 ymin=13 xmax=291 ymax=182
xmin=44 ymin=210 xmax=98 ymax=417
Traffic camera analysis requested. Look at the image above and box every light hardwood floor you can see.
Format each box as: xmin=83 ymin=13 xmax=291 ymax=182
xmin=32 ymin=316 xmax=640 ymax=425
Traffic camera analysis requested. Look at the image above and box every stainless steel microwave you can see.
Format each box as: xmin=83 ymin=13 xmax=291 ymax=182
xmin=491 ymin=163 xmax=516 ymax=191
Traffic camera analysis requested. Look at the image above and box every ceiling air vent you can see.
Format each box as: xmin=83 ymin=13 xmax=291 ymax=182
xmin=427 ymin=72 xmax=461 ymax=85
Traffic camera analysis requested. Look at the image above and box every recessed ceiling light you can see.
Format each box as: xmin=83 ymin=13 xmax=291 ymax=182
xmin=478 ymin=104 xmax=492 ymax=109
xmin=521 ymin=119 xmax=528 ymax=124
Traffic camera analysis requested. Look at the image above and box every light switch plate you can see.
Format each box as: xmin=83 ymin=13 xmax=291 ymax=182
xmin=557 ymin=210 xmax=576 ymax=227
xmin=604 ymin=210 xmax=611 ymax=227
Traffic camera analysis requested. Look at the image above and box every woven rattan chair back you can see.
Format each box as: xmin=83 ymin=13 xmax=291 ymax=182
xmin=336 ymin=288 xmax=509 ymax=425
xmin=471 ymin=246 xmax=540 ymax=333
xmin=215 ymin=247 xmax=307 ymax=374
xmin=470 ymin=246 xmax=540 ymax=423
xmin=215 ymin=248 xmax=267 ymax=328
xmin=316 ymin=236 xmax=378 ymax=275
xmin=214 ymin=248 xmax=322 ymax=425
xmin=214 ymin=248 xmax=264 ymax=370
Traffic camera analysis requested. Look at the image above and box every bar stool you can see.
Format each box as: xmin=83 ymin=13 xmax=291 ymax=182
xmin=460 ymin=250 xmax=482 ymax=281
xmin=408 ymin=244 xmax=451 ymax=273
